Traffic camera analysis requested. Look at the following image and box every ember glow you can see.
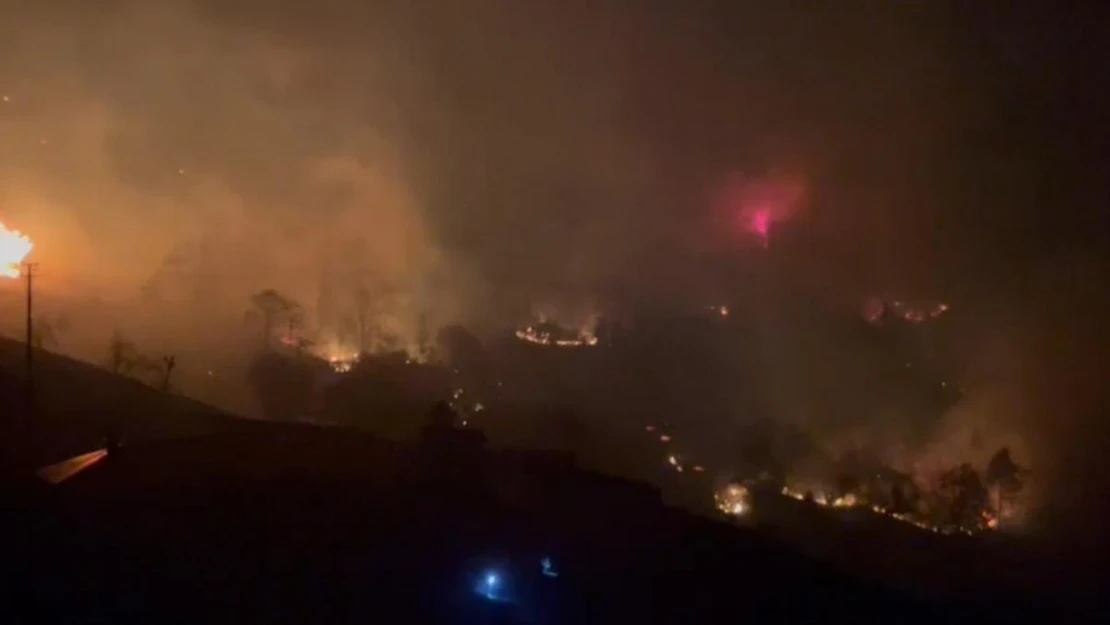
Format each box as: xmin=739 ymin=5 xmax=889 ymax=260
xmin=866 ymin=297 xmax=950 ymax=325
xmin=311 ymin=341 xmax=360 ymax=373
xmin=777 ymin=485 xmax=994 ymax=536
xmin=641 ymin=415 xmax=1004 ymax=538
xmin=0 ymin=220 xmax=33 ymax=278
xmin=888 ymin=300 xmax=949 ymax=323
xmin=715 ymin=483 xmax=751 ymax=517
xmin=515 ymin=323 xmax=599 ymax=347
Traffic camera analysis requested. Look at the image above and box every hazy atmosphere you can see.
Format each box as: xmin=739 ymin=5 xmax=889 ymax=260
xmin=2 ymin=0 xmax=1108 ymax=537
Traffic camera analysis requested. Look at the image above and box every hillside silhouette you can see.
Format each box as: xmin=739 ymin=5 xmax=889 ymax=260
xmin=0 ymin=338 xmax=1094 ymax=623
xmin=0 ymin=337 xmax=247 ymax=471
xmin=8 ymin=419 xmax=976 ymax=624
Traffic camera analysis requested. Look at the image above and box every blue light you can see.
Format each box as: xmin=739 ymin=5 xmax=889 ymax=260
xmin=541 ymin=557 xmax=559 ymax=578
xmin=476 ymin=570 xmax=504 ymax=601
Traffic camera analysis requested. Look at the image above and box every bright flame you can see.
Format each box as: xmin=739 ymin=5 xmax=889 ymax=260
xmin=310 ymin=340 xmax=360 ymax=373
xmin=0 ymin=221 xmax=33 ymax=278
xmin=715 ymin=483 xmax=751 ymax=517
xmin=777 ymin=484 xmax=993 ymax=536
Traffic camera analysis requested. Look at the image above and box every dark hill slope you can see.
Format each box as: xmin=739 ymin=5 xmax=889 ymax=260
xmin=9 ymin=424 xmax=974 ymax=625
xmin=0 ymin=337 xmax=248 ymax=471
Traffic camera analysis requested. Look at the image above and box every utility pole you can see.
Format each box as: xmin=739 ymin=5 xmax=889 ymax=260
xmin=23 ymin=261 xmax=38 ymax=405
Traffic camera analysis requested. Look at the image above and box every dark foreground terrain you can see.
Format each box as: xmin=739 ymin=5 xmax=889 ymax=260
xmin=1 ymin=419 xmax=1076 ymax=625
xmin=0 ymin=340 xmax=1099 ymax=623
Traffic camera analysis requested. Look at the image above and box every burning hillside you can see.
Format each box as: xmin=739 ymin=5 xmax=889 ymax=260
xmin=314 ymin=342 xmax=360 ymax=373
xmin=515 ymin=320 xmax=599 ymax=348
xmin=644 ymin=422 xmax=1017 ymax=537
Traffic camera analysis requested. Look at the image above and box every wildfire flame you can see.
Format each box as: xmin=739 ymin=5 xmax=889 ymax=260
xmin=0 ymin=221 xmax=33 ymax=278
xmin=715 ymin=483 xmax=752 ymax=516
xmin=309 ymin=340 xmax=360 ymax=373
xmin=515 ymin=326 xmax=598 ymax=348
xmin=777 ymin=485 xmax=997 ymax=536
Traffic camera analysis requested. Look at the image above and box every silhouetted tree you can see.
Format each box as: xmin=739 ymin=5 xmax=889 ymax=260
xmin=986 ymin=447 xmax=1022 ymax=525
xmin=940 ymin=463 xmax=991 ymax=531
xmin=108 ymin=332 xmax=140 ymax=375
xmin=161 ymin=355 xmax=176 ymax=392
xmin=835 ymin=473 xmax=861 ymax=500
xmin=890 ymin=483 xmax=908 ymax=514
xmin=416 ymin=312 xmax=430 ymax=360
xmin=436 ymin=324 xmax=495 ymax=403
xmin=889 ymin=475 xmax=919 ymax=515
xmin=32 ymin=321 xmax=52 ymax=349
xmin=32 ymin=314 xmax=72 ymax=350
xmin=350 ymin=286 xmax=395 ymax=354
xmin=286 ymin=308 xmax=305 ymax=350
xmin=249 ymin=289 xmax=299 ymax=351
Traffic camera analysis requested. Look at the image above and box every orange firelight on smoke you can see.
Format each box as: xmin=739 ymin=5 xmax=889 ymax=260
xmin=0 ymin=220 xmax=34 ymax=278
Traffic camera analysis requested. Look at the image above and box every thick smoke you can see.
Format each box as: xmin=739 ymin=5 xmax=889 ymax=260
xmin=0 ymin=1 xmax=1106 ymax=536
xmin=0 ymin=1 xmax=469 ymax=359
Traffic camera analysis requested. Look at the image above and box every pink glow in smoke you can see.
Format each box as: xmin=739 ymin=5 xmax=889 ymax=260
xmin=749 ymin=208 xmax=772 ymax=247
xmin=711 ymin=172 xmax=805 ymax=249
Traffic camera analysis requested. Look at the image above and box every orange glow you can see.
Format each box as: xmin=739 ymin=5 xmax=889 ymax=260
xmin=715 ymin=483 xmax=751 ymax=516
xmin=0 ymin=220 xmax=33 ymax=278
xmin=37 ymin=449 xmax=108 ymax=484
xmin=515 ymin=326 xmax=599 ymax=347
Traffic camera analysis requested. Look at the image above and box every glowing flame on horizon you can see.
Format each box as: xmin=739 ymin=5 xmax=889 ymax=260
xmin=0 ymin=221 xmax=33 ymax=278
xmin=515 ymin=325 xmax=599 ymax=348
xmin=308 ymin=339 xmax=361 ymax=373
xmin=715 ymin=483 xmax=751 ymax=517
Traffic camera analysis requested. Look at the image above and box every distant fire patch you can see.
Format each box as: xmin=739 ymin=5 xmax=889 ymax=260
xmin=715 ymin=483 xmax=751 ymax=517
xmin=515 ymin=320 xmax=598 ymax=348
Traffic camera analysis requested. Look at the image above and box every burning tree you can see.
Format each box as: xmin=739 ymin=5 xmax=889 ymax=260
xmin=347 ymin=284 xmax=401 ymax=354
xmin=247 ymin=289 xmax=300 ymax=351
xmin=939 ymin=463 xmax=992 ymax=532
